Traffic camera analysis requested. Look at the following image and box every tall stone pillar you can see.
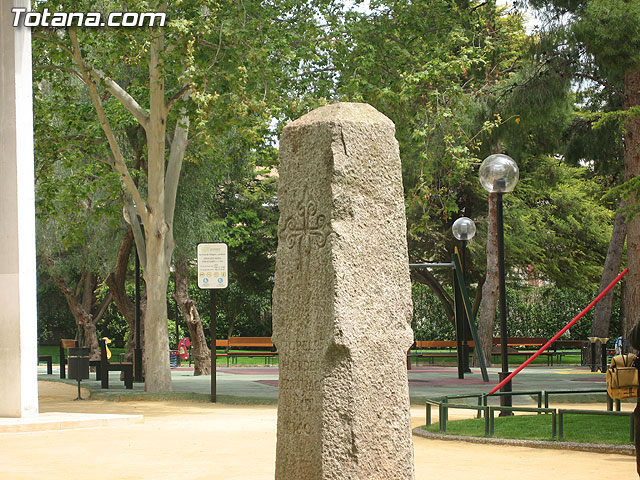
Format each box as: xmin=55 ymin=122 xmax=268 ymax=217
xmin=273 ymin=103 xmax=414 ymax=479
xmin=0 ymin=1 xmax=39 ymax=418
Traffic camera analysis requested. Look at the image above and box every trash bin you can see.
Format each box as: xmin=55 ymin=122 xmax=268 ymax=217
xmin=68 ymin=347 xmax=90 ymax=400
xmin=581 ymin=341 xmax=589 ymax=366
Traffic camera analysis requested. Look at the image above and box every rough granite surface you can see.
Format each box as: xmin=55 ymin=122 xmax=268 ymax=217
xmin=272 ymin=102 xmax=415 ymax=480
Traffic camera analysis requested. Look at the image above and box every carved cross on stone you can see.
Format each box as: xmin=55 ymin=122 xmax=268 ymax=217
xmin=279 ymin=187 xmax=330 ymax=254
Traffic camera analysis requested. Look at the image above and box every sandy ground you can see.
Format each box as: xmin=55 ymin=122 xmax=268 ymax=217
xmin=0 ymin=381 xmax=636 ymax=479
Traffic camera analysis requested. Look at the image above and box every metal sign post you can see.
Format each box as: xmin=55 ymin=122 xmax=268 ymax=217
xmin=197 ymin=243 xmax=228 ymax=403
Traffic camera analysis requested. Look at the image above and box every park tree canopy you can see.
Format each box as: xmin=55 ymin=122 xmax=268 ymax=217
xmin=32 ymin=0 xmax=340 ymax=391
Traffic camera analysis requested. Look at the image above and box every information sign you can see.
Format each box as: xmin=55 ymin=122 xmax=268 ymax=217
xmin=197 ymin=243 xmax=228 ymax=289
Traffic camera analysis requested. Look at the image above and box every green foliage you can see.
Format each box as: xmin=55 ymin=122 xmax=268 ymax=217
xmin=412 ymin=283 xmax=622 ymax=341
xmin=37 ymin=276 xmax=77 ymax=345
xmin=505 ymin=156 xmax=612 ymax=285
xmin=506 ymin=286 xmax=622 ymax=340
xmin=335 ymin=0 xmax=528 ymax=241
xmin=34 ymin=68 xmax=124 ymax=279
xmin=572 ymin=0 xmax=640 ymax=74
xmin=99 ymin=304 xmax=130 ymax=347
xmin=412 ymin=283 xmax=456 ymax=341
xmin=332 ymin=0 xmax=608 ymax=295
xmin=525 ymin=0 xmax=640 ymax=223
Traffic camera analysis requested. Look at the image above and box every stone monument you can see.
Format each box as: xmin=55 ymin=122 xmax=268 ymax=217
xmin=272 ymin=103 xmax=414 ymax=479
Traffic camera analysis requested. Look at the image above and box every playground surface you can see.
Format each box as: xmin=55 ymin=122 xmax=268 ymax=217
xmin=39 ymin=362 xmax=621 ymax=404
xmin=0 ymin=365 xmax=636 ymax=479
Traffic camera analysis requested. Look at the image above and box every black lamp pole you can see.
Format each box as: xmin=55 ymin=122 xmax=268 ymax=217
xmin=134 ymin=250 xmax=143 ymax=382
xmin=452 ymin=216 xmax=476 ymax=377
xmin=461 ymin=239 xmax=472 ymax=373
xmin=496 ymin=190 xmax=512 ymax=412
xmin=479 ymin=154 xmax=518 ymax=413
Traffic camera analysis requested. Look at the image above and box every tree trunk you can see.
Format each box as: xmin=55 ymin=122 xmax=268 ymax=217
xmin=587 ymin=204 xmax=626 ymax=363
xmin=48 ymin=267 xmax=111 ymax=360
xmin=474 ymin=193 xmax=499 ymax=367
xmin=174 ymin=258 xmax=211 ymax=375
xmin=623 ymin=70 xmax=640 ymax=338
xmin=472 ymin=274 xmax=485 ymax=319
xmin=227 ymin=314 xmax=236 ymax=340
xmin=80 ymin=272 xmax=99 ymax=359
xmin=82 ymin=320 xmax=99 ymax=359
xmin=142 ymin=222 xmax=173 ymax=391
xmin=105 ymin=228 xmax=147 ymax=365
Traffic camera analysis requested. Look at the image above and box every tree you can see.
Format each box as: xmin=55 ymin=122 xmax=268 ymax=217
xmin=33 ymin=47 xmax=148 ymax=361
xmin=332 ymin=0 xmax=611 ymax=359
xmin=213 ymin=171 xmax=279 ymax=338
xmin=33 ymin=0 xmax=338 ymax=391
xmin=35 ymin=136 xmax=122 ymax=359
xmin=526 ymin=0 xmax=640 ymax=339
xmin=475 ymin=193 xmax=499 ymax=366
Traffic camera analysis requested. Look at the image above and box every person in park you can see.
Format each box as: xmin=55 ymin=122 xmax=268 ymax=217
xmin=629 ymin=320 xmax=640 ymax=475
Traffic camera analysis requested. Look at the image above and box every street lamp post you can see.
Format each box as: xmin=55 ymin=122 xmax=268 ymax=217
xmin=134 ymin=250 xmax=143 ymax=382
xmin=479 ymin=154 xmax=519 ymax=411
xmin=452 ymin=217 xmax=476 ymax=376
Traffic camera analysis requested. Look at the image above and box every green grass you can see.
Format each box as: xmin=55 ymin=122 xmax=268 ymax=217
xmin=423 ymin=413 xmax=633 ymax=445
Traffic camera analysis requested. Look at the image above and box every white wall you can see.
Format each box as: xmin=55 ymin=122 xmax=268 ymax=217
xmin=0 ymin=0 xmax=39 ymax=418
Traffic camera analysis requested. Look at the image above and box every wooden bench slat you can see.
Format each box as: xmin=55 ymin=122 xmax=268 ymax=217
xmin=224 ymin=337 xmax=277 ymax=366
xmin=408 ymin=336 xmax=581 ymax=368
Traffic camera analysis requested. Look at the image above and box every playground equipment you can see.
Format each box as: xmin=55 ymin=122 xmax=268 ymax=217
xmin=179 ymin=337 xmax=190 ymax=361
xmin=101 ymin=337 xmax=112 ymax=359
xmin=410 ymin=251 xmax=489 ymax=382
xmin=170 ymin=337 xmax=191 ymax=367
xmin=489 ymin=268 xmax=629 ymax=395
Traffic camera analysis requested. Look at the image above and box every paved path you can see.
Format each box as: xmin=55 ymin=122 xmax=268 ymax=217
xmin=40 ymin=363 xmax=611 ymax=404
xmin=0 ymin=381 xmax=636 ymax=479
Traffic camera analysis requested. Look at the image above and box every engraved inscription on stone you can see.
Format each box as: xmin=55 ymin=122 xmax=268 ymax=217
xmin=273 ymin=103 xmax=415 ymax=480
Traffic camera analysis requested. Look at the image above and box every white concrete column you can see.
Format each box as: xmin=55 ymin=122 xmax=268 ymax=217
xmin=0 ymin=0 xmax=39 ymax=418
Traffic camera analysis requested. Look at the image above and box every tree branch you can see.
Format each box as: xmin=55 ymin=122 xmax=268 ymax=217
xmin=572 ymin=72 xmax=625 ymax=98
xmin=91 ymin=69 xmax=150 ymax=129
xmin=124 ymin=199 xmax=147 ymax=270
xmin=165 ymin=113 xmax=190 ymax=231
xmin=93 ymin=291 xmax=113 ymax=324
xmin=68 ymin=27 xmax=149 ymax=224
xmin=33 ymin=64 xmax=83 ymax=82
xmin=41 ymin=254 xmax=92 ymax=327
xmin=166 ymin=85 xmax=191 ymax=114
xmin=32 ymin=31 xmax=74 ymax=56
xmin=147 ymin=29 xmax=167 ymax=216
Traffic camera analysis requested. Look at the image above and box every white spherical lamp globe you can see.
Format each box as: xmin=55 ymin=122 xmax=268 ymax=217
xmin=452 ymin=217 xmax=476 ymax=241
xmin=479 ymin=154 xmax=519 ymax=193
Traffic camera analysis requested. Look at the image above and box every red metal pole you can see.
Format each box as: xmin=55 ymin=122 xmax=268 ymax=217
xmin=488 ymin=268 xmax=629 ymax=395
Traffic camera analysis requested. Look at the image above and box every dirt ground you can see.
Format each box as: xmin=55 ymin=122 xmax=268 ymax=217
xmin=0 ymin=381 xmax=636 ymax=479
